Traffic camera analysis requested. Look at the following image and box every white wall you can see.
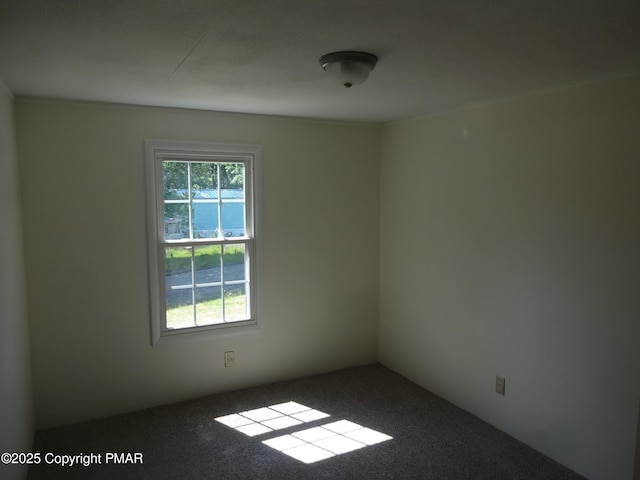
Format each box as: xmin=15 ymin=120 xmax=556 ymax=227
xmin=379 ymin=74 xmax=640 ymax=480
xmin=16 ymin=100 xmax=380 ymax=429
xmin=0 ymin=81 xmax=34 ymax=479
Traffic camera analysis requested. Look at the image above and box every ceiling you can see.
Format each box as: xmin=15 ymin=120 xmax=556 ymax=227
xmin=1 ymin=0 xmax=639 ymax=123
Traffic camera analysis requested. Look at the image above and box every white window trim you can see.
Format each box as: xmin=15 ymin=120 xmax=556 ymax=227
xmin=144 ymin=139 xmax=263 ymax=345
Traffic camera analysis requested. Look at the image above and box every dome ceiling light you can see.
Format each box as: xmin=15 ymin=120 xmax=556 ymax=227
xmin=319 ymin=51 xmax=378 ymax=88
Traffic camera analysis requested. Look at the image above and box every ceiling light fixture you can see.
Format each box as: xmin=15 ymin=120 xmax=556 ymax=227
xmin=319 ymin=51 xmax=378 ymax=88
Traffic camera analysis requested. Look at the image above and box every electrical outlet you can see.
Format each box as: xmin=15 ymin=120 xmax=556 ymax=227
xmin=496 ymin=376 xmax=506 ymax=396
xmin=224 ymin=351 xmax=234 ymax=367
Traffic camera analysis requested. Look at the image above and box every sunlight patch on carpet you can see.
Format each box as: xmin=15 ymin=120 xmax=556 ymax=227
xmin=262 ymin=420 xmax=392 ymax=463
xmin=215 ymin=402 xmax=392 ymax=463
xmin=214 ymin=401 xmax=330 ymax=437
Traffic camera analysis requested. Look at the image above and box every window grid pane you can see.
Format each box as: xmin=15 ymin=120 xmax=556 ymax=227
xmin=164 ymin=241 xmax=251 ymax=329
xmin=163 ymin=161 xmax=189 ymax=241
xmin=194 ymin=245 xmax=222 ymax=326
xmin=164 ymin=161 xmax=248 ymax=240
xmin=161 ymin=158 xmax=251 ymax=330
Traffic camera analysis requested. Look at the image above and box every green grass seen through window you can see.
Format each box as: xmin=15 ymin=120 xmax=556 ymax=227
xmin=165 ymin=245 xmax=244 ymax=274
xmin=167 ymin=293 xmax=247 ymax=328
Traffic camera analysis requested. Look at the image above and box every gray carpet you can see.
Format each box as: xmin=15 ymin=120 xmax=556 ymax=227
xmin=28 ymin=364 xmax=585 ymax=479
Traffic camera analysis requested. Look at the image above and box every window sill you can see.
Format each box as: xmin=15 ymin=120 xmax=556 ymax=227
xmin=152 ymin=321 xmax=262 ymax=346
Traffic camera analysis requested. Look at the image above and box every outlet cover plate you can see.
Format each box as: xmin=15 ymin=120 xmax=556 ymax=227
xmin=496 ymin=376 xmax=505 ymax=395
xmin=224 ymin=351 xmax=234 ymax=367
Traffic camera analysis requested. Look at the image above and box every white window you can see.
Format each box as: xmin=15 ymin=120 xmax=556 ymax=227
xmin=145 ymin=139 xmax=261 ymax=345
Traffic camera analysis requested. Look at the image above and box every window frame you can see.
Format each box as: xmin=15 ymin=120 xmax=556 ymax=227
xmin=145 ymin=139 xmax=262 ymax=345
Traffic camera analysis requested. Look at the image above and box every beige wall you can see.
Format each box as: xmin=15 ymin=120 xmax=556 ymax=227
xmin=0 ymin=81 xmax=34 ymax=480
xmin=16 ymin=100 xmax=380 ymax=429
xmin=379 ymin=74 xmax=640 ymax=480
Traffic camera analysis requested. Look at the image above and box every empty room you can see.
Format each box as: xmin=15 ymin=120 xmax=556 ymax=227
xmin=1 ymin=1 xmax=639 ymax=479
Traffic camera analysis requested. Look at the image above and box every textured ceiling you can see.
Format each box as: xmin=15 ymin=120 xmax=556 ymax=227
xmin=1 ymin=0 xmax=639 ymax=123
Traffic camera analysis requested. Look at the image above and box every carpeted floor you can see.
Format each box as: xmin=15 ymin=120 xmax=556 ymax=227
xmin=28 ymin=364 xmax=585 ymax=479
